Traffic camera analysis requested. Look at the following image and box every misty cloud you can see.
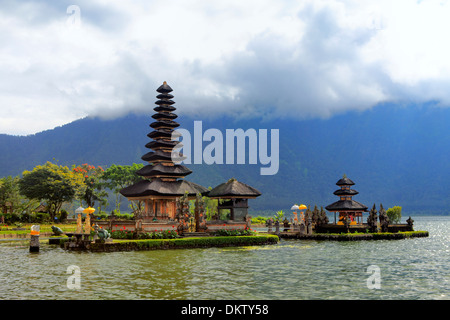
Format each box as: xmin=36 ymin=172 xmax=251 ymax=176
xmin=1 ymin=0 xmax=450 ymax=135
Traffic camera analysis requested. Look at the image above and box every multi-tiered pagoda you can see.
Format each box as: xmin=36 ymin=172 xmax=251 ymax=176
xmin=120 ymin=82 xmax=208 ymax=221
xmin=325 ymin=176 xmax=368 ymax=225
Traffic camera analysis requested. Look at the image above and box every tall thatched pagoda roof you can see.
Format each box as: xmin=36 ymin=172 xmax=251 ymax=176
xmin=120 ymin=179 xmax=207 ymax=198
xmin=119 ymin=81 xmax=208 ymax=198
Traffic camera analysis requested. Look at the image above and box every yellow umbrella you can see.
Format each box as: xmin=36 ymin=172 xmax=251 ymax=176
xmin=83 ymin=207 xmax=95 ymax=214
xmin=298 ymin=204 xmax=307 ymax=222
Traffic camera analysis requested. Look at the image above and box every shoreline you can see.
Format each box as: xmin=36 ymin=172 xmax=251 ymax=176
xmin=61 ymin=234 xmax=280 ymax=252
xmin=271 ymin=230 xmax=429 ymax=240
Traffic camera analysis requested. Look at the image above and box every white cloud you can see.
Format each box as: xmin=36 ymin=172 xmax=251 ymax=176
xmin=1 ymin=0 xmax=450 ymax=135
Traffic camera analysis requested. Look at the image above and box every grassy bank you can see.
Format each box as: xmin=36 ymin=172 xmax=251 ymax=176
xmin=0 ymin=223 xmax=76 ymax=234
xmin=0 ymin=223 xmax=76 ymax=239
xmin=293 ymin=230 xmax=429 ymax=241
xmin=62 ymin=234 xmax=280 ymax=252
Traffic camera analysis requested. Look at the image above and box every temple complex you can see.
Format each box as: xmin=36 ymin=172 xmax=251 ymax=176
xmin=120 ymin=82 xmax=208 ymax=222
xmin=116 ymin=82 xmax=260 ymax=234
xmin=325 ymin=175 xmax=368 ymax=225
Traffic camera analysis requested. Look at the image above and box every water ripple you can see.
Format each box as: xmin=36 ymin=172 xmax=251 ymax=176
xmin=0 ymin=216 xmax=448 ymax=300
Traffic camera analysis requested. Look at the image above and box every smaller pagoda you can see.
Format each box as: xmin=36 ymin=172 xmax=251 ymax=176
xmin=325 ymin=175 xmax=368 ymax=225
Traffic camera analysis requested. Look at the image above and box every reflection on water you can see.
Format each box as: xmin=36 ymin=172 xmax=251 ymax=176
xmin=0 ymin=216 xmax=448 ymax=300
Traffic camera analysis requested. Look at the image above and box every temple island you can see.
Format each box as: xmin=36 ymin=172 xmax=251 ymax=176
xmin=62 ymin=82 xmax=276 ymax=251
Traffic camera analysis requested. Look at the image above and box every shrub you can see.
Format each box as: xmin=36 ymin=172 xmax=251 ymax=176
xmin=35 ymin=212 xmax=51 ymax=223
xmin=214 ymin=228 xmax=256 ymax=237
xmin=251 ymin=216 xmax=267 ymax=225
xmin=1 ymin=212 xmax=21 ymax=224
xmin=94 ymin=213 xmax=109 ymax=220
xmin=58 ymin=209 xmax=68 ymax=223
xmin=109 ymin=229 xmax=179 ymax=240
xmin=20 ymin=212 xmax=32 ymax=223
xmin=386 ymin=206 xmax=402 ymax=224
xmin=114 ymin=213 xmax=134 ymax=220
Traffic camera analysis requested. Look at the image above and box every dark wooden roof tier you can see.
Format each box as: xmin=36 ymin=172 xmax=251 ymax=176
xmin=141 ymin=150 xmax=186 ymax=163
xmin=157 ymin=82 xmax=173 ymax=93
xmin=336 ymin=177 xmax=355 ymax=186
xmin=333 ymin=189 xmax=359 ymax=196
xmin=325 ymin=200 xmax=368 ymax=212
xmin=150 ymin=120 xmax=180 ymax=129
xmin=136 ymin=163 xmax=192 ymax=178
xmin=120 ymin=179 xmax=208 ymax=198
xmin=155 ymin=99 xmax=175 ymax=105
xmin=152 ymin=112 xmax=178 ymax=120
xmin=153 ymin=105 xmax=176 ymax=112
xmin=147 ymin=129 xmax=181 ymax=140
xmin=208 ymin=178 xmax=261 ymax=198
xmin=145 ymin=139 xmax=180 ymax=150
xmin=156 ymin=93 xmax=174 ymax=100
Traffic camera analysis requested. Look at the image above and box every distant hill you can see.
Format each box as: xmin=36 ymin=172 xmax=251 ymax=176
xmin=1 ymin=103 xmax=449 ymax=216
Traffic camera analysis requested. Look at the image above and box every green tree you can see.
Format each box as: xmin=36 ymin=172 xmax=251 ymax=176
xmin=274 ymin=210 xmax=285 ymax=222
xmin=386 ymin=206 xmax=402 ymax=224
xmin=102 ymin=163 xmax=144 ymax=213
xmin=19 ymin=162 xmax=86 ymax=220
xmin=194 ymin=189 xmax=218 ymax=220
xmin=0 ymin=175 xmax=39 ymax=222
xmin=73 ymin=163 xmax=108 ymax=208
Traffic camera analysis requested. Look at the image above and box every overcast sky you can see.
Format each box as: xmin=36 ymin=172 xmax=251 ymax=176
xmin=1 ymin=0 xmax=450 ymax=135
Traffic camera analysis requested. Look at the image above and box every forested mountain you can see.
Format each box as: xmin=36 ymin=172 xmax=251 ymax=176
xmin=1 ymin=103 xmax=448 ymax=215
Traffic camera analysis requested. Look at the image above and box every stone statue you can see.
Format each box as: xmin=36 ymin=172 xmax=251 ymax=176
xmin=406 ymin=217 xmax=414 ymax=231
xmin=176 ymin=193 xmax=191 ymax=232
xmin=406 ymin=216 xmax=414 ymax=231
xmin=306 ymin=216 xmax=313 ymax=234
xmin=367 ymin=204 xmax=378 ymax=233
xmin=274 ymin=220 xmax=280 ymax=234
xmin=317 ymin=206 xmax=329 ymax=226
xmin=342 ymin=215 xmax=350 ymax=233
xmin=379 ymin=203 xmax=389 ymax=232
xmin=84 ymin=213 xmax=91 ymax=235
xmin=97 ymin=228 xmax=110 ymax=240
xmin=197 ymin=212 xmax=207 ymax=231
xmin=76 ymin=213 xmax=82 ymax=234
xmin=195 ymin=193 xmax=207 ymax=232
xmin=266 ymin=218 xmax=273 ymax=232
xmin=283 ymin=218 xmax=290 ymax=231
xmin=51 ymin=225 xmax=64 ymax=236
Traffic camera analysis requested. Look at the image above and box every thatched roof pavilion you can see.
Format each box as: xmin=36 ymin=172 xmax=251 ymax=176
xmin=208 ymin=178 xmax=261 ymax=221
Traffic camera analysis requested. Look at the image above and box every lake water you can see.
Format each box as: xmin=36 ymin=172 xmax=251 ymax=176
xmin=0 ymin=216 xmax=448 ymax=300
